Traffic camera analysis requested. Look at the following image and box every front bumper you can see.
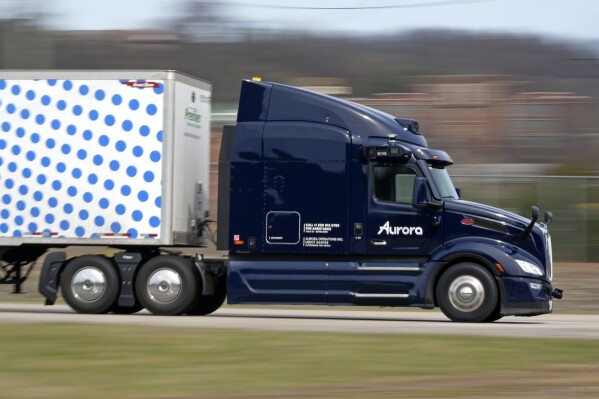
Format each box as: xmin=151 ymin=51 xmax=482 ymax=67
xmin=496 ymin=276 xmax=556 ymax=317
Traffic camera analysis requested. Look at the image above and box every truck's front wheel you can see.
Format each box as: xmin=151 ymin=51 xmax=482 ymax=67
xmin=436 ymin=263 xmax=499 ymax=323
xmin=135 ymin=256 xmax=198 ymax=315
xmin=60 ymin=256 xmax=120 ymax=314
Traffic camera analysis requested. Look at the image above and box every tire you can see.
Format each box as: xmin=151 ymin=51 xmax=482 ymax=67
xmin=60 ymin=255 xmax=120 ymax=314
xmin=483 ymin=313 xmax=503 ymax=323
xmin=436 ymin=263 xmax=499 ymax=323
xmin=111 ymin=302 xmax=144 ymax=314
xmin=187 ymin=279 xmax=226 ymax=316
xmin=135 ymin=256 xmax=199 ymax=315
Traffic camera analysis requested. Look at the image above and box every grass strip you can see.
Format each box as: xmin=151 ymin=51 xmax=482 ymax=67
xmin=1 ymin=323 xmax=598 ymax=398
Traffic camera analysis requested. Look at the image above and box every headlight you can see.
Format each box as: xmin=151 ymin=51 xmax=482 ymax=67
xmin=515 ymin=259 xmax=543 ymax=276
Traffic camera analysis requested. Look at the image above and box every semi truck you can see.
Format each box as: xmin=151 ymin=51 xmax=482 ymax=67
xmin=0 ymin=71 xmax=562 ymax=322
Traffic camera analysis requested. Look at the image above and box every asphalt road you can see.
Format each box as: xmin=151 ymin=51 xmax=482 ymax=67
xmin=2 ymin=303 xmax=598 ymax=339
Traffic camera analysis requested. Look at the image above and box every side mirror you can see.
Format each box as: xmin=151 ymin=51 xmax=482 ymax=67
xmin=519 ymin=205 xmax=541 ymax=242
xmin=412 ymin=177 xmax=430 ymax=209
xmin=455 ymin=187 xmax=462 ymax=199
xmin=412 ymin=177 xmax=443 ymax=210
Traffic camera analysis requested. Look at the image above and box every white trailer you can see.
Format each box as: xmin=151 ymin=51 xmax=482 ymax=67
xmin=0 ymin=70 xmax=221 ymax=315
xmin=0 ymin=70 xmax=211 ymax=246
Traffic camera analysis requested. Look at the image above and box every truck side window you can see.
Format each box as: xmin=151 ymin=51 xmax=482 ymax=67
xmin=373 ymin=165 xmax=417 ymax=203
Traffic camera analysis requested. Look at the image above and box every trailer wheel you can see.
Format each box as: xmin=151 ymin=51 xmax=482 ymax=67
xmin=187 ymin=280 xmax=226 ymax=315
xmin=135 ymin=256 xmax=198 ymax=315
xmin=436 ymin=263 xmax=499 ymax=323
xmin=60 ymin=256 xmax=120 ymax=314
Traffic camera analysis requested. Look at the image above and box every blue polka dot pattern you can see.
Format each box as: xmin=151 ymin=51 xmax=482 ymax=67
xmin=132 ymin=210 xmax=143 ymax=221
xmin=143 ymin=171 xmax=154 ymax=182
xmin=99 ymin=198 xmax=109 ymax=209
xmin=149 ymin=216 xmax=160 ymax=228
xmin=129 ymin=99 xmax=139 ymax=110
xmin=150 ymin=151 xmax=161 ymax=162
xmin=0 ymin=77 xmax=168 ymax=239
xmin=138 ymin=190 xmax=149 ymax=202
xmin=146 ymin=104 xmax=158 ymax=115
xmin=133 ymin=146 xmax=143 ymax=157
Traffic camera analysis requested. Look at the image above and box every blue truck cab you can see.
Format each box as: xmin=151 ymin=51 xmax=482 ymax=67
xmin=218 ymin=79 xmax=563 ymax=322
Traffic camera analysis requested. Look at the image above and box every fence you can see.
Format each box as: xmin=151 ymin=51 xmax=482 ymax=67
xmin=453 ymin=175 xmax=599 ymax=262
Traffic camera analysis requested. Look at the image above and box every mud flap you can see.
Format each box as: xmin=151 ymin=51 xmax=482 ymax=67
xmin=38 ymin=252 xmax=67 ymax=305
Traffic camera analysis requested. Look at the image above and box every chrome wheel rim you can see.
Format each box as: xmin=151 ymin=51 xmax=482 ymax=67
xmin=147 ymin=268 xmax=182 ymax=304
xmin=71 ymin=267 xmax=106 ymax=302
xmin=448 ymin=275 xmax=485 ymax=312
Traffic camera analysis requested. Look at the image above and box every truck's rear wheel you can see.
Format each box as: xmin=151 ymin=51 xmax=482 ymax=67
xmin=135 ymin=256 xmax=198 ymax=315
xmin=436 ymin=263 xmax=499 ymax=323
xmin=111 ymin=302 xmax=144 ymax=314
xmin=60 ymin=256 xmax=119 ymax=314
xmin=187 ymin=280 xmax=226 ymax=315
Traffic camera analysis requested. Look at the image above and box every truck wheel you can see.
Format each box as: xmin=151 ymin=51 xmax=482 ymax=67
xmin=60 ymin=256 xmax=120 ymax=314
xmin=135 ymin=256 xmax=198 ymax=315
xmin=111 ymin=302 xmax=144 ymax=314
xmin=436 ymin=263 xmax=499 ymax=323
xmin=187 ymin=280 xmax=226 ymax=315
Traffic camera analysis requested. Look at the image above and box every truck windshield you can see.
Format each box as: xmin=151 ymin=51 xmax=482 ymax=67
xmin=429 ymin=166 xmax=459 ymax=200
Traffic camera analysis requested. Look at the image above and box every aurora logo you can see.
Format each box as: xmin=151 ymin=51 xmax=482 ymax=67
xmin=377 ymin=221 xmax=423 ymax=236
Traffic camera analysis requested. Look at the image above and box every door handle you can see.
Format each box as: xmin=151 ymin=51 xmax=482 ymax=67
xmin=370 ymin=239 xmax=387 ymax=246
